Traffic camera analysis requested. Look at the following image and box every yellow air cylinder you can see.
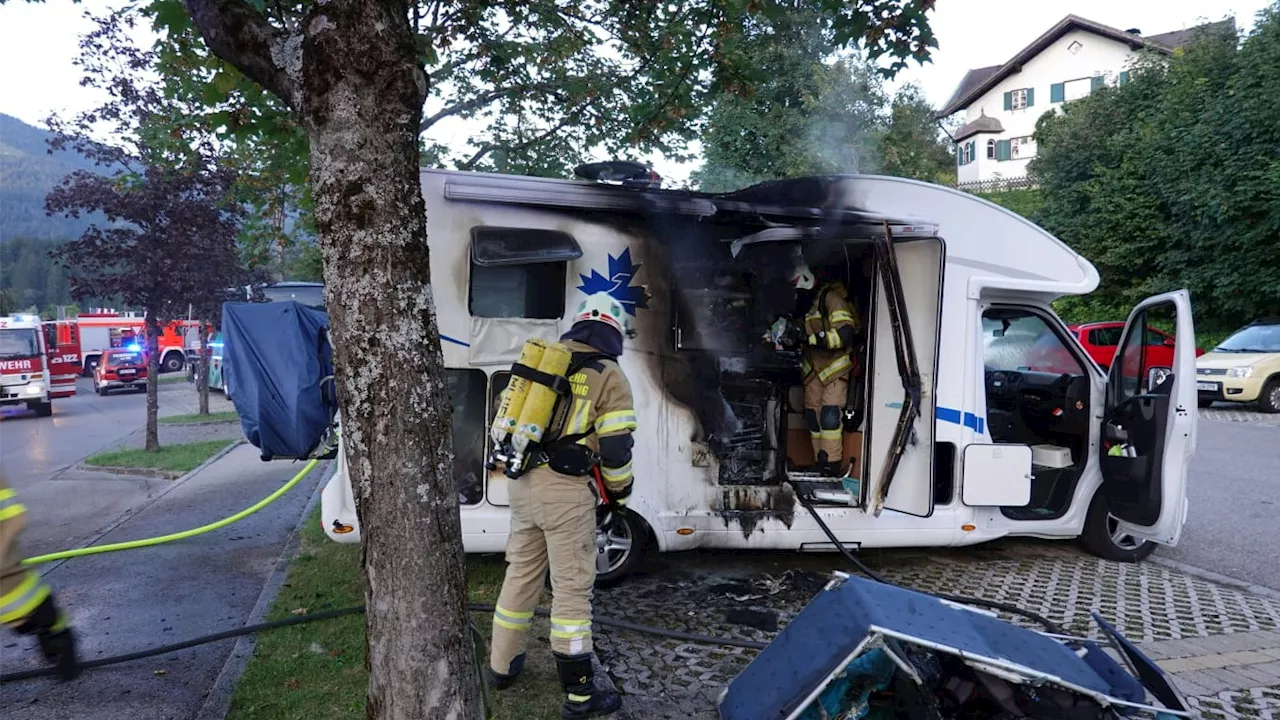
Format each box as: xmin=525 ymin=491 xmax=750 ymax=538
xmin=511 ymin=341 xmax=573 ymax=453
xmin=490 ymin=339 xmax=547 ymax=445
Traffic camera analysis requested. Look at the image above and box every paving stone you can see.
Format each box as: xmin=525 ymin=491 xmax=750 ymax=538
xmin=592 ymin=543 xmax=1280 ymax=718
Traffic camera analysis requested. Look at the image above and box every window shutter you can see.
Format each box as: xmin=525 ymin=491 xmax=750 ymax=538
xmin=1119 ymin=71 xmax=1130 ymax=86
xmin=1025 ymin=88 xmax=1035 ymax=107
xmin=957 ymin=146 xmax=963 ymax=166
xmin=968 ymin=141 xmax=976 ymax=163
xmin=996 ymin=140 xmax=1011 ymax=161
xmin=1003 ymin=91 xmax=1013 ymax=111
xmin=1091 ymin=75 xmax=1105 ymax=90
xmin=1050 ymin=82 xmax=1065 ymax=102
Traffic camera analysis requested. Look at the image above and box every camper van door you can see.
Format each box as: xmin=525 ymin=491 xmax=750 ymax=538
xmin=1099 ymin=290 xmax=1195 ymax=546
xmin=864 ymin=236 xmax=944 ymax=517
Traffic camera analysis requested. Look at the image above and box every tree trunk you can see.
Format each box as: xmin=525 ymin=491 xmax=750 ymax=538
xmin=300 ymin=5 xmax=478 ymax=720
xmin=198 ymin=323 xmax=212 ymax=415
xmin=183 ymin=2 xmax=479 ymax=716
xmin=145 ymin=315 xmax=161 ymax=452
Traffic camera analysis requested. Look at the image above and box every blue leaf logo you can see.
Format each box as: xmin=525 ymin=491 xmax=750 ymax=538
xmin=576 ymin=248 xmax=649 ymax=317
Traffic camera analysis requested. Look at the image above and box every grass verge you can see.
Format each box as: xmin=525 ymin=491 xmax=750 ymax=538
xmin=159 ymin=411 xmax=239 ymax=425
xmin=227 ymin=508 xmax=566 ymax=720
xmin=157 ymin=373 xmax=188 ymax=384
xmin=83 ymin=439 xmax=233 ymax=474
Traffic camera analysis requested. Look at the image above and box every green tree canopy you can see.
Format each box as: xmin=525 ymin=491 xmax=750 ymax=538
xmin=1032 ymin=5 xmax=1280 ymax=333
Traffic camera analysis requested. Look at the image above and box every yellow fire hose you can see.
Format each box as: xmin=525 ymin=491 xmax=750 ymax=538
xmin=21 ymin=458 xmax=321 ymax=567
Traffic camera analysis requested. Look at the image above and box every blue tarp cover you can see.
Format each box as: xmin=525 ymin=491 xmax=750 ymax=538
xmin=222 ymin=301 xmax=335 ymax=460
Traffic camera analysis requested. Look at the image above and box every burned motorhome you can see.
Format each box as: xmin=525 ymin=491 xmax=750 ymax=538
xmin=318 ymin=167 xmax=1198 ymax=586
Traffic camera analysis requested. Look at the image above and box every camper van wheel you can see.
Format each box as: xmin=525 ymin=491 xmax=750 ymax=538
xmin=1080 ymin=491 xmax=1155 ymax=562
xmin=594 ymin=511 xmax=650 ymax=589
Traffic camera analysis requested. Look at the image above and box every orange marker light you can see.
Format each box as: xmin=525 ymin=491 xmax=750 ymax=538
xmin=676 ymin=528 xmax=694 ymax=536
xmin=961 ymin=524 xmax=976 ymax=532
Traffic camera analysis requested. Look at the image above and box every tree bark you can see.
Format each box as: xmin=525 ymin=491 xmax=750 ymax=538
xmin=198 ymin=323 xmax=212 ymax=415
xmin=145 ymin=315 xmax=161 ymax=452
xmin=183 ymin=2 xmax=479 ymax=718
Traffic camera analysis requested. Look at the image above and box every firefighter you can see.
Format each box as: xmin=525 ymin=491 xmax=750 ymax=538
xmin=488 ymin=291 xmax=636 ymax=719
xmin=795 ymin=258 xmax=861 ymax=476
xmin=1 ymin=471 xmax=80 ymax=680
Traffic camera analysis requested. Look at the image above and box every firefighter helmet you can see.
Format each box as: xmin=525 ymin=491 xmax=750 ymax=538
xmin=573 ymin=292 xmax=626 ymax=333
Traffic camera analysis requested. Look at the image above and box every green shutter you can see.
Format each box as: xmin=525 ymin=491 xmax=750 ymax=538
xmin=957 ymin=146 xmax=963 ymax=166
xmin=1119 ymin=70 xmax=1130 ymax=86
xmin=996 ymin=140 xmax=1011 ymax=161
xmin=1091 ymin=75 xmax=1105 ymax=90
xmin=1025 ymin=88 xmax=1035 ymax=107
xmin=1050 ymin=82 xmax=1065 ymax=102
xmin=1003 ymin=91 xmax=1013 ymax=111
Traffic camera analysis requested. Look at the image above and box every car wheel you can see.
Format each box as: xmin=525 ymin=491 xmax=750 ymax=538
xmin=162 ymin=352 xmax=184 ymax=373
xmin=593 ymin=510 xmax=650 ymax=589
xmin=1260 ymin=379 xmax=1280 ymax=414
xmin=1197 ymin=398 xmax=1214 ymax=409
xmin=1080 ymin=490 xmax=1155 ymax=562
xmin=97 ymin=383 xmax=108 ymax=397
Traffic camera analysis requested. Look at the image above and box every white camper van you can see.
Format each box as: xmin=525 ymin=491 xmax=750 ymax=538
xmin=321 ymin=169 xmax=1196 ymax=585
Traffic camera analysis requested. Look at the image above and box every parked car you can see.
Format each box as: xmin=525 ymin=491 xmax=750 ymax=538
xmin=93 ymin=348 xmax=148 ymax=395
xmin=1067 ymin=322 xmax=1205 ymax=371
xmin=1196 ymin=319 xmax=1280 ymax=412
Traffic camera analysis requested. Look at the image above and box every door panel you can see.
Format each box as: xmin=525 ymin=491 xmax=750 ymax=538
xmin=865 ymin=237 xmax=944 ymax=517
xmin=1100 ymin=291 xmax=1195 ymax=545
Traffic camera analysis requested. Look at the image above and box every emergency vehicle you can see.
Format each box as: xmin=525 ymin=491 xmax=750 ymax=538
xmin=72 ymin=312 xmax=197 ymax=375
xmin=316 ymin=169 xmax=1197 ymax=585
xmin=0 ymin=314 xmax=80 ymax=416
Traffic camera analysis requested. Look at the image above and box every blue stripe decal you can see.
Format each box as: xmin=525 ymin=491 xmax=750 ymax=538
xmin=935 ymin=406 xmax=985 ymax=435
xmin=440 ymin=334 xmax=470 ymax=348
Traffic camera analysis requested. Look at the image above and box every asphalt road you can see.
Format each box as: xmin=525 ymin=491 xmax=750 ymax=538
xmin=0 ymin=379 xmax=328 ymax=720
xmin=1156 ymin=413 xmax=1280 ymax=592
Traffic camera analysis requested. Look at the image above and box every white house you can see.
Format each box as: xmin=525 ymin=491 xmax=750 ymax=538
xmin=939 ymin=15 xmax=1233 ymax=186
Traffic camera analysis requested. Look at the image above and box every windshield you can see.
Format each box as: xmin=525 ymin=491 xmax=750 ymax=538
xmin=0 ymin=328 xmax=40 ymax=359
xmin=261 ymin=284 xmax=325 ymax=309
xmin=1214 ymin=324 xmax=1280 ymax=353
xmin=108 ymin=352 xmax=144 ymax=367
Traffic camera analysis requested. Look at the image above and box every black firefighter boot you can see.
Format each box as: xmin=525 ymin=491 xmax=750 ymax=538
xmin=487 ymin=653 xmax=525 ymax=690
xmin=16 ymin=594 xmax=80 ymax=681
xmin=555 ymin=651 xmax=621 ymax=719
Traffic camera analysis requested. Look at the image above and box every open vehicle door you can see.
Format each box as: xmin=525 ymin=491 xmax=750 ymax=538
xmin=864 ymin=232 xmax=943 ymax=517
xmin=1099 ymin=290 xmax=1196 ymax=546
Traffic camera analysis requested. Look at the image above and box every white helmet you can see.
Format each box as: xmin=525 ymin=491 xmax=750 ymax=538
xmin=573 ymin=292 xmax=625 ymax=333
xmin=791 ymin=248 xmax=816 ymax=290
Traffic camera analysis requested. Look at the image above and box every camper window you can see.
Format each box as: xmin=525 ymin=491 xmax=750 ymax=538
xmin=445 ymin=369 xmax=487 ymax=506
xmin=468 ymin=227 xmax=579 ymax=319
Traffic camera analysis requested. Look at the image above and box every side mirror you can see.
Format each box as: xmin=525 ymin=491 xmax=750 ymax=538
xmin=1146 ymin=366 xmax=1172 ymax=392
xmin=1164 ymin=337 xmax=1175 ymax=348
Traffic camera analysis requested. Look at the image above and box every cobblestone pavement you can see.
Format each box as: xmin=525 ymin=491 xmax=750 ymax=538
xmin=593 ymin=541 xmax=1280 ymax=719
xmin=1202 ymin=404 xmax=1280 ymax=425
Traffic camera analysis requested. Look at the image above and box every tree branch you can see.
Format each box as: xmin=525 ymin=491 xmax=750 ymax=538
xmin=182 ymin=0 xmax=301 ymax=110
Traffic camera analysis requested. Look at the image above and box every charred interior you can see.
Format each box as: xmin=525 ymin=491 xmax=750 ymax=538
xmin=637 ymin=178 xmax=885 ymax=495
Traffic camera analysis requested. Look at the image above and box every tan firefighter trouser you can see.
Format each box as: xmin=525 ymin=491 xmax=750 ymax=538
xmin=804 ymin=375 xmax=848 ymax=465
xmin=490 ymin=465 xmax=596 ymax=674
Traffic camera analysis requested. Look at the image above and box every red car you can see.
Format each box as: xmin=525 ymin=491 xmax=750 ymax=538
xmin=1067 ymin=321 xmax=1205 ymax=371
xmin=93 ymin=348 xmax=149 ymax=396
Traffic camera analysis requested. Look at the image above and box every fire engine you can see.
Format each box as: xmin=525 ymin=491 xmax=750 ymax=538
xmin=70 ymin=311 xmax=198 ymax=376
xmin=0 ymin=314 xmax=79 ymax=416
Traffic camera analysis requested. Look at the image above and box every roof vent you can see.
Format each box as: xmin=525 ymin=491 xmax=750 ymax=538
xmin=1125 ymin=28 xmax=1141 ymax=35
xmin=574 ymin=160 xmax=662 ymax=189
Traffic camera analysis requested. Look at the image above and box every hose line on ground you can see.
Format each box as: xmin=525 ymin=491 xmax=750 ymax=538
xmin=21 ymin=459 xmax=321 ymax=567
xmin=0 ymin=602 xmax=766 ymax=683
xmin=788 ymin=485 xmax=1067 ymax=636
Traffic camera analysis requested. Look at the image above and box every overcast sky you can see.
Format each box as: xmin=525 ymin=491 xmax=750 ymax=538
xmin=1 ymin=0 xmax=1273 ymax=183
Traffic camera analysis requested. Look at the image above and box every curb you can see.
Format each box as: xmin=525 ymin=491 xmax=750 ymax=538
xmin=1150 ymin=553 xmax=1280 ymax=602
xmin=156 ymin=419 xmax=239 ymax=427
xmin=43 ymin=440 xmax=244 ymax=576
xmin=196 ymin=459 xmax=335 ymax=720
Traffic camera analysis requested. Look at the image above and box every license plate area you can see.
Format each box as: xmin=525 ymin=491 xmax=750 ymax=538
xmin=1197 ymin=381 xmax=1219 ymax=392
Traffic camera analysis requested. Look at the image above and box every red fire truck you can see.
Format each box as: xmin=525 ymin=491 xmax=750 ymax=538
xmin=71 ymin=311 xmax=198 ymax=376
xmin=0 ymin=314 xmax=79 ymax=416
